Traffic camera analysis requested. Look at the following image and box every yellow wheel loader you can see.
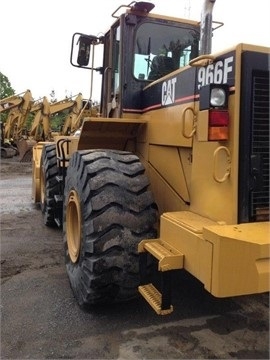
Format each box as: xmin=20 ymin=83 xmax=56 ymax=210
xmin=32 ymin=1 xmax=269 ymax=314
xmin=31 ymin=94 xmax=94 ymax=210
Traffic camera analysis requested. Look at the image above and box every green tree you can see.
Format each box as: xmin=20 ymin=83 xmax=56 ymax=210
xmin=0 ymin=72 xmax=16 ymax=124
xmin=0 ymin=72 xmax=15 ymax=99
xmin=51 ymin=111 xmax=68 ymax=132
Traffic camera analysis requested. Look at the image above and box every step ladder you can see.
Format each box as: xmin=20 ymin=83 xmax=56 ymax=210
xmin=138 ymin=239 xmax=184 ymax=315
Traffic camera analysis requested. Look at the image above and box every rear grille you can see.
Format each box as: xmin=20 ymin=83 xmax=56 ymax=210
xmin=251 ymin=71 xmax=269 ymax=221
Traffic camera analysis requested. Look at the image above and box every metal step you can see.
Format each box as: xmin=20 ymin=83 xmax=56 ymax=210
xmin=138 ymin=239 xmax=184 ymax=315
xmin=138 ymin=283 xmax=173 ymax=315
xmin=140 ymin=239 xmax=184 ymax=271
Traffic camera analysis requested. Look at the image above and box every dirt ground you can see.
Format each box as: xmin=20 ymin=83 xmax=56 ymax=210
xmin=0 ymin=157 xmax=269 ymax=360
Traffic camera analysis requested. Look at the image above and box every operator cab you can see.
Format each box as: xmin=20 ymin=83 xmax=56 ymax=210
xmin=70 ymin=1 xmax=200 ymax=117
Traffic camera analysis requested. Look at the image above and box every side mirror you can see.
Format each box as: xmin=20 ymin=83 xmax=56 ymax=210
xmin=70 ymin=33 xmax=99 ymax=68
xmin=77 ymin=35 xmax=92 ymax=66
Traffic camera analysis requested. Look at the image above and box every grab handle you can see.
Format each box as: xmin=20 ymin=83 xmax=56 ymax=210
xmin=213 ymin=146 xmax=231 ymax=183
xmin=182 ymin=107 xmax=197 ymax=139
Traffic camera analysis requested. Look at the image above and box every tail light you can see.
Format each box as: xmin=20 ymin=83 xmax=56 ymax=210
xmin=200 ymin=84 xmax=230 ymax=141
xmin=208 ymin=109 xmax=229 ymax=140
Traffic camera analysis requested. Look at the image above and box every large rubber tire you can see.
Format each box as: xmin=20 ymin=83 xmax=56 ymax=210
xmin=63 ymin=149 xmax=158 ymax=307
xmin=40 ymin=143 xmax=59 ymax=227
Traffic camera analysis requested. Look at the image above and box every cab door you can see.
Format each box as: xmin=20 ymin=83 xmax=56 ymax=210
xmin=100 ymin=20 xmax=122 ymax=118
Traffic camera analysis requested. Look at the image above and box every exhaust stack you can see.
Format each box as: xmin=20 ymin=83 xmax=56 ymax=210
xmin=200 ymin=0 xmax=216 ymax=55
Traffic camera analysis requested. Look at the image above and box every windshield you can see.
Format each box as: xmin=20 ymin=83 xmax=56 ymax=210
xmin=133 ymin=22 xmax=199 ymax=81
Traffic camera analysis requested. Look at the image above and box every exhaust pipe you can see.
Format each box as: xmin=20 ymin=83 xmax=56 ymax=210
xmin=200 ymin=0 xmax=216 ymax=55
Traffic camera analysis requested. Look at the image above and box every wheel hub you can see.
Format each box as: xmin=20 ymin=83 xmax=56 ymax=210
xmin=66 ymin=190 xmax=82 ymax=263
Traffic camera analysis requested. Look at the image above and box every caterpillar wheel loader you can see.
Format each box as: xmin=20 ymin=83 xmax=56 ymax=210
xmin=0 ymin=90 xmax=33 ymax=159
xmin=32 ymin=0 xmax=269 ymax=314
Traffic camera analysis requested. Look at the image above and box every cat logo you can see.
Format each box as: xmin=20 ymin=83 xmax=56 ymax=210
xmin=161 ymin=77 xmax=177 ymax=105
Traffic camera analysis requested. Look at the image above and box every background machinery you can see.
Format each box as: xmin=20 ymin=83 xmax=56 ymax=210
xmin=22 ymin=94 xmax=86 ymax=161
xmin=2 ymin=93 xmax=88 ymax=161
xmin=0 ymin=120 xmax=16 ymax=158
xmin=32 ymin=1 xmax=269 ymax=314
xmin=0 ymin=90 xmax=33 ymax=159
xmin=29 ymin=93 xmax=85 ymax=142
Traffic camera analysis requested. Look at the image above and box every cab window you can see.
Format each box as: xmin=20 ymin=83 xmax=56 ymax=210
xmin=133 ymin=22 xmax=199 ymax=81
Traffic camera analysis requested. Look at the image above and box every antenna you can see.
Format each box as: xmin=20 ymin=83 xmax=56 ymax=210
xmin=184 ymin=0 xmax=191 ymax=18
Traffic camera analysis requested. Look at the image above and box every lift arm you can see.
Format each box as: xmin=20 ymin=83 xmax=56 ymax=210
xmin=3 ymin=90 xmax=33 ymax=140
xmin=29 ymin=95 xmax=85 ymax=140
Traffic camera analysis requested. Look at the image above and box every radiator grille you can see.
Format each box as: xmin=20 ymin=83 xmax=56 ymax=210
xmin=251 ymin=71 xmax=269 ymax=221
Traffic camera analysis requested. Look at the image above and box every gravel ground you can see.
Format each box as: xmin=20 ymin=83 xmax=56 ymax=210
xmin=0 ymin=157 xmax=269 ymax=360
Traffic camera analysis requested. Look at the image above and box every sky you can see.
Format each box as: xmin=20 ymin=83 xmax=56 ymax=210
xmin=1 ymin=0 xmax=269 ymax=103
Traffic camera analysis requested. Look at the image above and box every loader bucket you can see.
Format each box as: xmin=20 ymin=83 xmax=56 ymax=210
xmin=1 ymin=146 xmax=17 ymax=158
xmin=16 ymin=138 xmax=37 ymax=162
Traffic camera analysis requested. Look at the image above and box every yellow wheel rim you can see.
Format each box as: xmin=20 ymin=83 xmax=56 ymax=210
xmin=40 ymin=165 xmax=45 ymax=207
xmin=66 ymin=190 xmax=82 ymax=263
xmin=31 ymin=142 xmax=45 ymax=203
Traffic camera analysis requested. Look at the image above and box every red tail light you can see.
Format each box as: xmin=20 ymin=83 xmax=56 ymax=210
xmin=208 ymin=109 xmax=229 ymax=141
